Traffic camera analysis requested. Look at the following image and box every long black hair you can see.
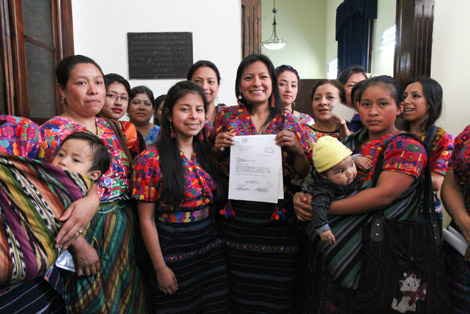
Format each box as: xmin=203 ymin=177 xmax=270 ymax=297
xmin=235 ymin=54 xmax=284 ymax=130
xmin=156 ymin=81 xmax=223 ymax=209
xmin=403 ymin=77 xmax=443 ymax=133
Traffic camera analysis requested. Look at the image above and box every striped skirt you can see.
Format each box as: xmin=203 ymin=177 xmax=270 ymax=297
xmin=221 ymin=200 xmax=300 ymax=313
xmin=0 ymin=268 xmax=66 ymax=313
xmin=444 ymin=241 xmax=470 ymax=313
xmin=64 ymin=201 xmax=147 ymax=313
xmin=148 ymin=216 xmax=230 ymax=313
xmin=296 ymin=234 xmax=328 ymax=314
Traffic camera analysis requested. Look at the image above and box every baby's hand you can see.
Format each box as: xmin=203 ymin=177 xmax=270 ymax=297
xmin=320 ymin=230 xmax=336 ymax=245
xmin=355 ymin=156 xmax=373 ymax=171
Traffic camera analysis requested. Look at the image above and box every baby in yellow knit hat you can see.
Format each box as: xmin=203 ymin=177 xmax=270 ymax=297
xmin=303 ymin=136 xmax=368 ymax=244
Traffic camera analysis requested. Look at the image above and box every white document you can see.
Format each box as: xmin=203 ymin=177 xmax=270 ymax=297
xmin=443 ymin=225 xmax=468 ymax=256
xmin=229 ymin=134 xmax=283 ymax=203
xmin=331 ymin=102 xmax=357 ymax=121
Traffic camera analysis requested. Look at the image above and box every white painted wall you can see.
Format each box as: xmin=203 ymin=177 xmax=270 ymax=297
xmin=431 ymin=0 xmax=470 ymax=137
xmin=370 ymin=0 xmax=396 ymax=76
xmin=261 ymin=0 xmax=327 ymax=79
xmin=72 ymin=0 xmax=242 ymax=107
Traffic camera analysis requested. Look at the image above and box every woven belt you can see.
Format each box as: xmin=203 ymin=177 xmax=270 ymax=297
xmin=158 ymin=207 xmax=210 ymax=223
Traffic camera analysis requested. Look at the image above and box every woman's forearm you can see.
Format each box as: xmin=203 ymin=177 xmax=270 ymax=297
xmin=441 ymin=169 xmax=468 ymax=223
xmin=329 ymin=171 xmax=415 ymax=215
xmin=431 ymin=172 xmax=445 ymax=192
xmin=338 ymin=123 xmax=351 ymax=139
xmin=137 ymin=202 xmax=167 ymax=271
xmin=293 ymin=151 xmax=310 ymax=178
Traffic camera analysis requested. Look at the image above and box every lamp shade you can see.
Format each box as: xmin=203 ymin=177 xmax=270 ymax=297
xmin=262 ymin=39 xmax=286 ymax=50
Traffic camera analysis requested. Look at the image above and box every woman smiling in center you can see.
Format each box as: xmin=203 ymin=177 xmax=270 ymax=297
xmin=212 ymin=54 xmax=311 ymax=313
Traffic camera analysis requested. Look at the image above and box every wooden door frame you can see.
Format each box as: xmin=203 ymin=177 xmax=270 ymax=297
xmin=0 ymin=0 xmax=74 ymax=118
xmin=241 ymin=0 xmax=261 ymax=58
xmin=394 ymin=0 xmax=434 ymax=85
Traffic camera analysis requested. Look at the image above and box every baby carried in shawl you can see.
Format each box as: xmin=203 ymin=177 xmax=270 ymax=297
xmin=0 ymin=151 xmax=91 ymax=285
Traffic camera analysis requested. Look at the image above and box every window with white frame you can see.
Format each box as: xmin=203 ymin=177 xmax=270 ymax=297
xmin=327 ymin=58 xmax=338 ymax=79
xmin=380 ymin=25 xmax=396 ymax=50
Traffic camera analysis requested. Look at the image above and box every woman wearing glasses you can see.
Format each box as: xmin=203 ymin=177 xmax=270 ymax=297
xmin=99 ymin=73 xmax=146 ymax=157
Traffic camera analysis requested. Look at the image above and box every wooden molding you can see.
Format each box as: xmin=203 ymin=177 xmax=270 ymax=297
xmin=394 ymin=0 xmax=434 ymax=85
xmin=8 ymin=0 xmax=29 ymax=117
xmin=1 ymin=0 xmax=15 ymax=113
xmin=54 ymin=0 xmax=74 ymax=114
xmin=241 ymin=0 xmax=261 ymax=58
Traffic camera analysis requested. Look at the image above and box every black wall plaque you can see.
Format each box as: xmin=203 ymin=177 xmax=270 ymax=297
xmin=127 ymin=32 xmax=193 ymax=79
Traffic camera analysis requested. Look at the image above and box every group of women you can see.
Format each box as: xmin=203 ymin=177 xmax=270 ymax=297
xmin=0 ymin=52 xmax=468 ymax=314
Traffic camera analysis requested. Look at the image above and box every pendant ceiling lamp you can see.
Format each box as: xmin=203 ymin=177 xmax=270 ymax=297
xmin=262 ymin=0 xmax=286 ymax=50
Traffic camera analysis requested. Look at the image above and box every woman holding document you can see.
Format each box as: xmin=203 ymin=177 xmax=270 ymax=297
xmin=441 ymin=124 xmax=470 ymax=313
xmin=212 ymin=54 xmax=311 ymax=313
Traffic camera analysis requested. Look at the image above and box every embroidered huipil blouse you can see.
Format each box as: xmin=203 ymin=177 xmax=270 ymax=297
xmin=354 ymin=132 xmax=426 ymax=182
xmin=132 ymin=147 xmax=216 ymax=219
xmin=451 ymin=125 xmax=470 ymax=211
xmin=419 ymin=127 xmax=454 ymax=176
xmin=0 ymin=115 xmax=46 ymax=159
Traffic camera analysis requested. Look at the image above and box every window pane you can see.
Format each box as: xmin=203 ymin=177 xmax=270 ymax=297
xmin=22 ymin=0 xmax=53 ymax=47
xmin=25 ymin=41 xmax=56 ymax=119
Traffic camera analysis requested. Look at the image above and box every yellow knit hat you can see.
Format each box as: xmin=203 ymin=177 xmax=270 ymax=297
xmin=312 ymin=136 xmax=352 ymax=173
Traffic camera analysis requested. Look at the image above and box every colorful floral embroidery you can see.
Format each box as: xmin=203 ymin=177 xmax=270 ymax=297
xmin=132 ymin=148 xmax=216 ymax=212
xmin=296 ymin=113 xmax=314 ymax=127
xmin=158 ymin=208 xmax=210 ymax=223
xmin=451 ymin=125 xmax=470 ymax=209
xmin=419 ymin=127 xmax=454 ymax=176
xmin=356 ymin=132 xmax=426 ymax=182
xmin=0 ymin=115 xmax=46 ymax=159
